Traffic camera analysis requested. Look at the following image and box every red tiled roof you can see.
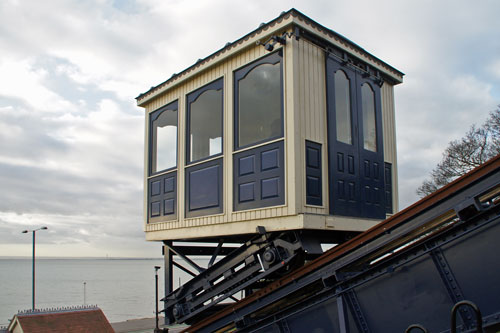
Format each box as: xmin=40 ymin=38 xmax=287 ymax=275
xmin=13 ymin=308 xmax=114 ymax=333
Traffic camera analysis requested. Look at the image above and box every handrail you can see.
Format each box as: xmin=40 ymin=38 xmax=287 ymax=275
xmin=451 ymin=300 xmax=483 ymax=333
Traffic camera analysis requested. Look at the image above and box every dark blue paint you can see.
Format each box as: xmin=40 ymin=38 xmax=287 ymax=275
xmin=148 ymin=171 xmax=177 ymax=221
xmin=261 ymin=149 xmax=279 ymax=171
xmin=164 ymin=177 xmax=175 ymax=193
xmin=189 ymin=166 xmax=220 ymax=210
xmin=151 ymin=201 xmax=161 ymax=217
xmin=239 ymin=155 xmax=255 ymax=176
xmin=305 ymin=141 xmax=322 ymax=206
xmin=384 ymin=163 xmax=393 ymax=214
xmin=164 ymin=199 xmax=175 ymax=215
xmin=185 ymin=158 xmax=223 ymax=218
xmin=239 ymin=183 xmax=255 ymax=202
xmin=261 ymin=178 xmax=280 ymax=199
xmin=233 ymin=141 xmax=284 ymax=211
xmin=326 ymin=56 xmax=386 ymax=219
xmin=151 ymin=180 xmax=161 ymax=196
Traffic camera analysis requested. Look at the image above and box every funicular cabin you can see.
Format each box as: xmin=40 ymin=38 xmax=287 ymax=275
xmin=136 ymin=8 xmax=403 ymax=325
xmin=137 ymin=9 xmax=403 ymax=242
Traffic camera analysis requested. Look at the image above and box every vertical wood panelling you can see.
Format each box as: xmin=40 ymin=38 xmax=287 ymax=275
xmin=143 ymin=30 xmax=397 ymax=235
xmin=294 ymin=39 xmax=327 ymax=215
xmin=381 ymin=83 xmax=399 ymax=213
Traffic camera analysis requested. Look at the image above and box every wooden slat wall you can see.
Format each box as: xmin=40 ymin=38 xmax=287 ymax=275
xmin=142 ymin=41 xmax=295 ymax=234
xmin=294 ymin=38 xmax=328 ymax=215
xmin=381 ymin=83 xmax=399 ymax=213
xmin=141 ymin=32 xmax=399 ymax=235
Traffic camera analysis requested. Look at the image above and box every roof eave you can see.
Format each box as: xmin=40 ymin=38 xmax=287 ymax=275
xmin=136 ymin=8 xmax=404 ymax=107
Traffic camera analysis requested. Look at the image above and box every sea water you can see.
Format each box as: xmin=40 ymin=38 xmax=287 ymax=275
xmin=0 ymin=257 xmax=197 ymax=327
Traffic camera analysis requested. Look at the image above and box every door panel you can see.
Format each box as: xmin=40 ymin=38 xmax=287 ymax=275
xmin=326 ymin=56 xmax=385 ymax=219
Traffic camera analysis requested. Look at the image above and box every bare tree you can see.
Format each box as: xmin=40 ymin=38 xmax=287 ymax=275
xmin=417 ymin=106 xmax=500 ymax=197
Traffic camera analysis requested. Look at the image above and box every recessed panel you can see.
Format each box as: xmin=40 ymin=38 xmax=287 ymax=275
xmin=373 ymin=162 xmax=379 ymax=180
xmin=306 ymin=147 xmax=320 ymax=168
xmin=364 ymin=160 xmax=370 ymax=178
xmin=348 ymin=155 xmax=355 ymax=174
xmin=348 ymin=182 xmax=355 ymax=201
xmin=148 ymin=171 xmax=177 ymax=222
xmin=239 ymin=182 xmax=255 ymax=203
xmin=164 ymin=199 xmax=175 ymax=215
xmin=261 ymin=177 xmax=279 ymax=199
xmin=150 ymin=201 xmax=161 ymax=217
xmin=306 ymin=141 xmax=322 ymax=206
xmin=189 ymin=165 xmax=220 ymax=211
xmin=306 ymin=176 xmax=320 ymax=197
xmin=233 ymin=141 xmax=284 ymax=211
xmin=364 ymin=185 xmax=372 ymax=204
xmin=337 ymin=180 xmax=345 ymax=200
xmin=337 ymin=152 xmax=344 ymax=173
xmin=151 ymin=181 xmax=161 ymax=196
xmin=239 ymin=155 xmax=255 ymax=176
xmin=164 ymin=177 xmax=175 ymax=193
xmin=261 ymin=149 xmax=279 ymax=171
xmin=373 ymin=187 xmax=380 ymax=205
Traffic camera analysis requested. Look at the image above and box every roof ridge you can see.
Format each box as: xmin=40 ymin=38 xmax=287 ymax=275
xmin=17 ymin=305 xmax=100 ymax=316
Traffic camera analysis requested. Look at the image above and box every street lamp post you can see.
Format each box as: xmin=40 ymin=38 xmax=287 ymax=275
xmin=154 ymin=265 xmax=161 ymax=333
xmin=22 ymin=226 xmax=48 ymax=310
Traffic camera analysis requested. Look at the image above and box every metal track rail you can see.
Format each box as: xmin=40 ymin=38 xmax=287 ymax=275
xmin=163 ymin=231 xmax=323 ymax=324
xmin=186 ymin=155 xmax=500 ymax=332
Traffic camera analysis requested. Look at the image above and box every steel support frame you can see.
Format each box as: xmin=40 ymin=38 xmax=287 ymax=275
xmin=163 ymin=231 xmax=316 ymax=324
xmin=193 ymin=170 xmax=500 ymax=332
xmin=238 ymin=207 xmax=500 ymax=333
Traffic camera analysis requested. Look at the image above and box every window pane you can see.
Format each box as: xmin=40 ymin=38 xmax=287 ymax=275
xmin=189 ymin=89 xmax=222 ymax=162
xmin=361 ymin=83 xmax=377 ymax=152
xmin=334 ymin=70 xmax=352 ymax=144
xmin=152 ymin=108 xmax=177 ymax=173
xmin=238 ymin=63 xmax=282 ymax=147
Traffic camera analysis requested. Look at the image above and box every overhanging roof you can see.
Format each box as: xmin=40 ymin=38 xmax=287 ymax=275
xmin=136 ymin=8 xmax=404 ymax=107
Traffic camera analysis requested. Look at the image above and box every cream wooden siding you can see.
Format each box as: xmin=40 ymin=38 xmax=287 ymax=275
xmin=143 ymin=41 xmax=296 ymax=234
xmin=140 ymin=17 xmax=402 ymax=238
xmin=292 ymin=38 xmax=328 ymax=216
xmin=381 ymin=83 xmax=399 ymax=213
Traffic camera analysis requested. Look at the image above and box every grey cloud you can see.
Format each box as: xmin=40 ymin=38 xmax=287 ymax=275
xmin=1 ymin=0 xmax=500 ymax=257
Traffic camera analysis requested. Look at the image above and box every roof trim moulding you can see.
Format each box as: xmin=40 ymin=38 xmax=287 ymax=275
xmin=136 ymin=8 xmax=404 ymax=107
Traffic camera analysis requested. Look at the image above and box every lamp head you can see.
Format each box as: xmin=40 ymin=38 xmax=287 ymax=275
xmin=22 ymin=230 xmax=28 ymax=233
xmin=154 ymin=266 xmax=161 ymax=271
xmin=41 ymin=227 xmax=48 ymax=230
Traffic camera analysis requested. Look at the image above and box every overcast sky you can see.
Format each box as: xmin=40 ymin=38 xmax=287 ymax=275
xmin=1 ymin=0 xmax=499 ymax=257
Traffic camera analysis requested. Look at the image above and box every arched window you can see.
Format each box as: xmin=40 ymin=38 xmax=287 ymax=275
xmin=235 ymin=52 xmax=283 ymax=149
xmin=150 ymin=101 xmax=177 ymax=174
xmin=361 ymin=83 xmax=377 ymax=152
xmin=187 ymin=79 xmax=223 ymax=163
xmin=334 ymin=70 xmax=352 ymax=145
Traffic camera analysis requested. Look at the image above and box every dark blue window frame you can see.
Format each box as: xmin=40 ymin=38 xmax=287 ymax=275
xmin=149 ymin=100 xmax=178 ymax=176
xmin=186 ymin=78 xmax=224 ymax=165
xmin=233 ymin=51 xmax=284 ymax=150
xmin=185 ymin=158 xmax=223 ymax=218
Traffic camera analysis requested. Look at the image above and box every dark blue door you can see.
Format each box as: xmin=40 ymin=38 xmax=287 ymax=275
xmin=326 ymin=56 xmax=385 ymax=219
